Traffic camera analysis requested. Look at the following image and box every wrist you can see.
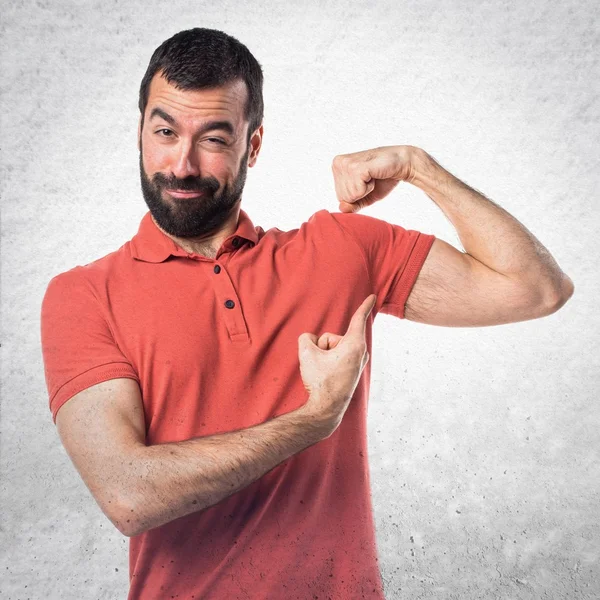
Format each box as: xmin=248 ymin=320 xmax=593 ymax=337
xmin=294 ymin=402 xmax=338 ymax=440
xmin=409 ymin=148 xmax=453 ymax=196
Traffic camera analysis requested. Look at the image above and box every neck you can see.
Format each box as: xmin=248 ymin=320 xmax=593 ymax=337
xmin=152 ymin=204 xmax=241 ymax=258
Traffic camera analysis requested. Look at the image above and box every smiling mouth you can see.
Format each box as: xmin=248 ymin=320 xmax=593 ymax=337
xmin=166 ymin=189 xmax=206 ymax=199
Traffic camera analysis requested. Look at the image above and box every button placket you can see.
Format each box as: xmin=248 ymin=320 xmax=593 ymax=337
xmin=211 ymin=263 xmax=248 ymax=340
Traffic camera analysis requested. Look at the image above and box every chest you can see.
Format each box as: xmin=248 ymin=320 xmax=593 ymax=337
xmin=115 ymin=242 xmax=366 ymax=353
xmin=102 ymin=239 xmax=372 ymax=440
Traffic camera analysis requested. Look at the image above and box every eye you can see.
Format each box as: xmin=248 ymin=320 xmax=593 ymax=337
xmin=207 ymin=138 xmax=226 ymax=145
xmin=156 ymin=128 xmax=174 ymax=137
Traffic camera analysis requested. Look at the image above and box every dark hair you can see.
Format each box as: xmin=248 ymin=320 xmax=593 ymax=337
xmin=139 ymin=28 xmax=264 ymax=145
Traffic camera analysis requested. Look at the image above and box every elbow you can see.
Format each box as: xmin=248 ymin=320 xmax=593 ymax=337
xmin=109 ymin=490 xmax=159 ymax=538
xmin=115 ymin=518 xmax=138 ymax=538
xmin=113 ymin=513 xmax=140 ymax=538
xmin=106 ymin=495 xmax=141 ymax=538
xmin=541 ymin=274 xmax=575 ymax=315
xmin=114 ymin=522 xmax=135 ymax=538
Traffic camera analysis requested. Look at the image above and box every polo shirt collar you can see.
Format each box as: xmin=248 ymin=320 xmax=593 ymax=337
xmin=130 ymin=209 xmax=260 ymax=263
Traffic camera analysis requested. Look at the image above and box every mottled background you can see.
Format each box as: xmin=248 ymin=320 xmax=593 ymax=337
xmin=1 ymin=0 xmax=599 ymax=598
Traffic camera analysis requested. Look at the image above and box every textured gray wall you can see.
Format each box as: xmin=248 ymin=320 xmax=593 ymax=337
xmin=2 ymin=1 xmax=599 ymax=598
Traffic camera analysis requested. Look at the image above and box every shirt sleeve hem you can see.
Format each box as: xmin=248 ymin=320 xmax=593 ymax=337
xmin=50 ymin=363 xmax=140 ymax=424
xmin=386 ymin=233 xmax=436 ymax=319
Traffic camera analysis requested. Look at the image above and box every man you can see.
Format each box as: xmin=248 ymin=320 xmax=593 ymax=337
xmin=40 ymin=27 xmax=573 ymax=600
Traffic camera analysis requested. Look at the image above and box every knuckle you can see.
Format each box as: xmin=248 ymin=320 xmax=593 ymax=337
xmin=332 ymin=154 xmax=346 ymax=170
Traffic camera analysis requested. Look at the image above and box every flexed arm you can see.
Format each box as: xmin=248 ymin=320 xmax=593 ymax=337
xmin=331 ymin=145 xmax=574 ymax=326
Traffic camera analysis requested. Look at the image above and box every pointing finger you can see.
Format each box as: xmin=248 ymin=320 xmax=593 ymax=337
xmin=345 ymin=294 xmax=376 ymax=338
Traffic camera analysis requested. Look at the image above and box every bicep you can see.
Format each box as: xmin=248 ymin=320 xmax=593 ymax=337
xmin=55 ymin=378 xmax=146 ymax=534
xmin=404 ymin=238 xmax=544 ymax=327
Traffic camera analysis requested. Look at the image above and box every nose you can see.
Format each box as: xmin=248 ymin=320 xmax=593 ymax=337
xmin=170 ymin=139 xmax=200 ymax=180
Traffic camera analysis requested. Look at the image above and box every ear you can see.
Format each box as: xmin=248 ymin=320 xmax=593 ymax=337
xmin=247 ymin=124 xmax=263 ymax=168
xmin=137 ymin=116 xmax=142 ymax=151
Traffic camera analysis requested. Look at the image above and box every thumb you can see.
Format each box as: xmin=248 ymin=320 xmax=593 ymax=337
xmin=345 ymin=294 xmax=377 ymax=338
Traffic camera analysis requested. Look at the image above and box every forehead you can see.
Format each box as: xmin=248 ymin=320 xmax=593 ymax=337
xmin=146 ymin=73 xmax=249 ymax=132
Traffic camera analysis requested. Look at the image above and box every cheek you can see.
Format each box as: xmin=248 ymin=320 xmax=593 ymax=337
xmin=144 ymin=141 xmax=166 ymax=163
xmin=141 ymin=131 xmax=170 ymax=168
xmin=142 ymin=147 xmax=170 ymax=175
xmin=203 ymin=156 xmax=234 ymax=180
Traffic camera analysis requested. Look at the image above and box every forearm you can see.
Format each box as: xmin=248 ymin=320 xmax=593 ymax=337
xmin=409 ymin=147 xmax=573 ymax=297
xmin=117 ymin=405 xmax=327 ymax=537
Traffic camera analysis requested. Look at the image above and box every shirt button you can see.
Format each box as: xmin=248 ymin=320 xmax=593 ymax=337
xmin=232 ymin=237 xmax=240 ymax=248
xmin=214 ymin=265 xmax=221 ymax=274
xmin=225 ymin=299 xmax=235 ymax=309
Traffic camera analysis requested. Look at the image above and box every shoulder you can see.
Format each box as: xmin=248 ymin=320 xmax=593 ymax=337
xmin=304 ymin=208 xmax=392 ymax=238
xmin=42 ymin=267 xmax=98 ymax=324
xmin=44 ymin=244 xmax=129 ymax=297
xmin=44 ymin=265 xmax=89 ymax=298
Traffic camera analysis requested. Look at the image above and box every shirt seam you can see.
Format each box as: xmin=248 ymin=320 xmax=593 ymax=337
xmin=50 ymin=361 xmax=139 ymax=404
xmin=325 ymin=212 xmax=374 ymax=293
xmin=383 ymin=233 xmax=435 ymax=317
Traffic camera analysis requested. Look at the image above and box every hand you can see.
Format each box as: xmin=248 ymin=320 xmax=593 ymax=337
xmin=297 ymin=294 xmax=376 ymax=434
xmin=331 ymin=144 xmax=418 ymax=213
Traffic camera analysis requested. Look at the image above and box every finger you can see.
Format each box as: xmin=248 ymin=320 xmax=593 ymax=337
xmin=339 ymin=179 xmax=375 ymax=211
xmin=345 ymin=294 xmax=377 ymax=338
xmin=298 ymin=332 xmax=319 ymax=353
xmin=360 ymin=178 xmax=376 ymax=198
xmin=339 ymin=201 xmax=356 ymax=213
xmin=317 ymin=333 xmax=331 ymax=350
xmin=317 ymin=332 xmax=343 ymax=350
xmin=332 ymin=159 xmax=354 ymax=205
xmin=331 ymin=155 xmax=345 ymax=202
xmin=328 ymin=335 xmax=343 ymax=349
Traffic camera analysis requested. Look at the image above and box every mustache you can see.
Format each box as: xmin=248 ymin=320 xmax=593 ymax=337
xmin=152 ymin=172 xmax=220 ymax=194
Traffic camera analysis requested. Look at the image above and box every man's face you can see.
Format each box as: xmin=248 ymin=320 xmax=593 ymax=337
xmin=139 ymin=73 xmax=260 ymax=238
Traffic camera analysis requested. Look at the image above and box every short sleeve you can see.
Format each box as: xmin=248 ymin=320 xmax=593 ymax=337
xmin=328 ymin=211 xmax=435 ymax=319
xmin=40 ymin=270 xmax=140 ymax=424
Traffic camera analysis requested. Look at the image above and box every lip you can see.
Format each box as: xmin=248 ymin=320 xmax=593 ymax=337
xmin=166 ymin=189 xmax=206 ymax=199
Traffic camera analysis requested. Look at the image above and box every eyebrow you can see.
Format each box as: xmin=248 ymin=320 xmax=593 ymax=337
xmin=149 ymin=107 xmax=235 ymax=137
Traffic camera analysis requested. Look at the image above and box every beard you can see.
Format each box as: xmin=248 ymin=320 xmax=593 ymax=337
xmin=139 ymin=143 xmax=250 ymax=238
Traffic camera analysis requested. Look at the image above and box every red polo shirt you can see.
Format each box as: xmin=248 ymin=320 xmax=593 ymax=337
xmin=41 ymin=207 xmax=435 ymax=599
